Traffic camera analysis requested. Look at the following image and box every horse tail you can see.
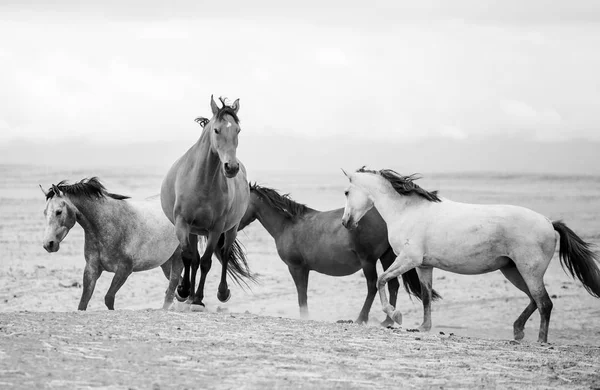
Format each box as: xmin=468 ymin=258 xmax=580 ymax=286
xmin=553 ymin=220 xmax=600 ymax=298
xmin=401 ymin=268 xmax=442 ymax=302
xmin=225 ymin=238 xmax=259 ymax=289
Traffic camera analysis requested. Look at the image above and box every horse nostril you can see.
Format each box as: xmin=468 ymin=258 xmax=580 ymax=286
xmin=224 ymin=162 xmax=231 ymax=171
xmin=48 ymin=241 xmax=55 ymax=249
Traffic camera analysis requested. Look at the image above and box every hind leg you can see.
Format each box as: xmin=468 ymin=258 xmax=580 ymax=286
xmin=416 ymin=266 xmax=433 ymax=332
xmin=513 ymin=260 xmax=553 ymax=343
xmin=288 ymin=265 xmax=310 ymax=318
xmin=500 ymin=265 xmax=537 ymax=340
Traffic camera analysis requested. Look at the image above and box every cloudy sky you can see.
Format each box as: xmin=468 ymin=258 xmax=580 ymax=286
xmin=1 ymin=1 xmax=599 ymax=167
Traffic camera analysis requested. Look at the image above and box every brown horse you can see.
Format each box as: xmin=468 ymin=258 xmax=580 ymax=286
xmin=161 ymin=96 xmax=253 ymax=310
xmin=238 ymin=184 xmax=440 ymax=325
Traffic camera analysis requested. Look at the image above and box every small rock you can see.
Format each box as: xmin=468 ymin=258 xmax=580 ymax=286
xmin=551 ymin=294 xmax=557 ymax=299
xmin=439 ymin=331 xmax=445 ymax=335
xmin=415 ymin=337 xmax=421 ymax=340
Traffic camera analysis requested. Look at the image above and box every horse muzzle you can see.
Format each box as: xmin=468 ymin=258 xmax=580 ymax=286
xmin=43 ymin=239 xmax=60 ymax=253
xmin=224 ymin=162 xmax=240 ymax=178
xmin=341 ymin=217 xmax=358 ymax=230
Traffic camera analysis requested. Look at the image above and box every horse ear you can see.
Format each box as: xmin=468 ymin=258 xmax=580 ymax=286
xmin=232 ymin=98 xmax=240 ymax=114
xmin=210 ymin=95 xmax=219 ymax=116
xmin=39 ymin=184 xmax=49 ymax=197
xmin=51 ymin=184 xmax=62 ymax=197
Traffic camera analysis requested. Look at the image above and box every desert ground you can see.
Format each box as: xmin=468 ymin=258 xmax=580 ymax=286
xmin=1 ymin=164 xmax=599 ymax=388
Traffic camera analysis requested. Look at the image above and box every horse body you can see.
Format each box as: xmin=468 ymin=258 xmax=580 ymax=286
xmin=390 ymin=200 xmax=556 ymax=275
xmin=239 ymin=184 xmax=439 ymax=324
xmin=41 ymin=179 xmax=182 ymax=311
xmin=342 ymin=168 xmax=600 ymax=342
xmin=160 ymin=96 xmax=252 ymax=309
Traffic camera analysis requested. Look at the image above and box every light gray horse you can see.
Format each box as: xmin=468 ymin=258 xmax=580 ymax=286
xmin=41 ymin=178 xmax=183 ymax=310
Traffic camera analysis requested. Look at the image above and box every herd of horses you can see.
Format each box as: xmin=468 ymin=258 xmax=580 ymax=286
xmin=41 ymin=96 xmax=600 ymax=343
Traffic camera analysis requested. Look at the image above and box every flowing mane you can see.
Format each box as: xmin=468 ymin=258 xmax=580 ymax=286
xmin=45 ymin=177 xmax=130 ymax=201
xmin=249 ymin=183 xmax=309 ymax=219
xmin=357 ymin=167 xmax=441 ymax=202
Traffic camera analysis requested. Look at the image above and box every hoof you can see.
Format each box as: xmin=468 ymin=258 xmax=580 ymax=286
xmin=190 ymin=303 xmax=206 ymax=312
xmin=391 ymin=309 xmax=403 ymax=325
xmin=514 ymin=329 xmax=525 ymax=341
xmin=217 ymin=288 xmax=231 ymax=303
xmin=380 ymin=318 xmax=395 ymax=328
xmin=162 ymin=302 xmax=173 ymax=311
xmin=175 ymin=286 xmax=189 ymax=302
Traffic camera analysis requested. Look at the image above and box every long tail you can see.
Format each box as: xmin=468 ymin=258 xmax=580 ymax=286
xmin=401 ymin=268 xmax=442 ymax=301
xmin=222 ymin=238 xmax=259 ymax=289
xmin=553 ymin=220 xmax=600 ymax=298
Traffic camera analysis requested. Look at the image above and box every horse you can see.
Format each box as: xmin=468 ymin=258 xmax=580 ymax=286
xmin=341 ymin=167 xmax=600 ymax=343
xmin=237 ymin=183 xmax=440 ymax=325
xmin=161 ymin=96 xmax=254 ymax=311
xmin=40 ymin=177 xmax=183 ymax=311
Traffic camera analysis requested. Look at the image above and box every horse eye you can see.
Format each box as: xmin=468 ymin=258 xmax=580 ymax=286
xmin=55 ymin=210 xmax=62 ymax=216
xmin=214 ymin=128 xmax=220 ymax=134
xmin=344 ymin=191 xmax=349 ymax=196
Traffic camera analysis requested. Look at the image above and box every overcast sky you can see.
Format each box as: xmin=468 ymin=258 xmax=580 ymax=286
xmin=1 ymin=0 xmax=599 ymax=145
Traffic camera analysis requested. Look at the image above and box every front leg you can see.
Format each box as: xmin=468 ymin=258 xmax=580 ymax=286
xmin=162 ymin=248 xmax=183 ymax=310
xmin=104 ymin=260 xmax=133 ymax=310
xmin=191 ymin=230 xmax=221 ymax=308
xmin=78 ymin=261 xmax=102 ymax=311
xmin=288 ymin=265 xmax=310 ymax=318
xmin=378 ymin=250 xmax=423 ymax=325
xmin=356 ymin=260 xmax=377 ymax=324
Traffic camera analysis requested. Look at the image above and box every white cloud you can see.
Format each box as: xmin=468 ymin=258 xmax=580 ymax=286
xmin=315 ymin=48 xmax=349 ymax=67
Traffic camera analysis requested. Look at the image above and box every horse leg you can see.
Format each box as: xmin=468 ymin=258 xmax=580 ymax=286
xmin=163 ymin=247 xmax=183 ymax=310
xmin=515 ymin=263 xmax=553 ymax=343
xmin=415 ymin=266 xmax=433 ymax=332
xmin=500 ymin=265 xmax=537 ymax=341
xmin=288 ymin=265 xmax=310 ymax=319
xmin=356 ymin=260 xmax=377 ymax=324
xmin=380 ymin=249 xmax=400 ymax=327
xmin=78 ymin=260 xmax=102 ymax=311
xmin=377 ymin=251 xmax=422 ymax=325
xmin=191 ymin=230 xmax=220 ymax=308
xmin=104 ymin=260 xmax=133 ymax=310
xmin=174 ymin=217 xmax=193 ymax=301
xmin=216 ymin=228 xmax=238 ymax=303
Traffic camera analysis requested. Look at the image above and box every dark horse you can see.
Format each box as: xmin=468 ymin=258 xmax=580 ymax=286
xmin=238 ymin=183 xmax=440 ymax=325
xmin=161 ymin=96 xmax=253 ymax=310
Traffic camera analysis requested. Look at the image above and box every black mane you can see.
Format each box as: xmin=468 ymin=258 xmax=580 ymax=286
xmin=45 ymin=177 xmax=130 ymax=201
xmin=249 ymin=183 xmax=309 ymax=219
xmin=356 ymin=167 xmax=441 ymax=202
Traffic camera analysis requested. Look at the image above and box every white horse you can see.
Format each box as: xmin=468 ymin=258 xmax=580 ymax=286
xmin=341 ymin=167 xmax=600 ymax=343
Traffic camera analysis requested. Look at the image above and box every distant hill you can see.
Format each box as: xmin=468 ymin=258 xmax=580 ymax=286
xmin=1 ymin=135 xmax=599 ymax=175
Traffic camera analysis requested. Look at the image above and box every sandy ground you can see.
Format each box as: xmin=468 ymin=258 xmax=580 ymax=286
xmin=1 ymin=166 xmax=600 ymax=388
xmin=1 ymin=310 xmax=599 ymax=389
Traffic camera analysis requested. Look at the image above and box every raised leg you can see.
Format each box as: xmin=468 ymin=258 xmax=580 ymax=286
xmin=162 ymin=248 xmax=183 ymax=310
xmin=416 ymin=266 xmax=433 ymax=331
xmin=500 ymin=265 xmax=537 ymax=341
xmin=356 ymin=260 xmax=377 ymax=324
xmin=191 ymin=230 xmax=220 ymax=308
xmin=104 ymin=260 xmax=133 ymax=310
xmin=380 ymin=248 xmax=400 ymax=327
xmin=288 ymin=265 xmax=310 ymax=318
xmin=174 ymin=217 xmax=193 ymax=301
xmin=78 ymin=261 xmax=102 ymax=311
xmin=378 ymin=251 xmax=422 ymax=325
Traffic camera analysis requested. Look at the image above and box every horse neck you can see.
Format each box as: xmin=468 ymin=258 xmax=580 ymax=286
xmin=191 ymin=129 xmax=225 ymax=185
xmin=68 ymin=195 xmax=121 ymax=239
xmin=253 ymin=198 xmax=293 ymax=240
xmin=365 ymin=181 xmax=413 ymax=224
